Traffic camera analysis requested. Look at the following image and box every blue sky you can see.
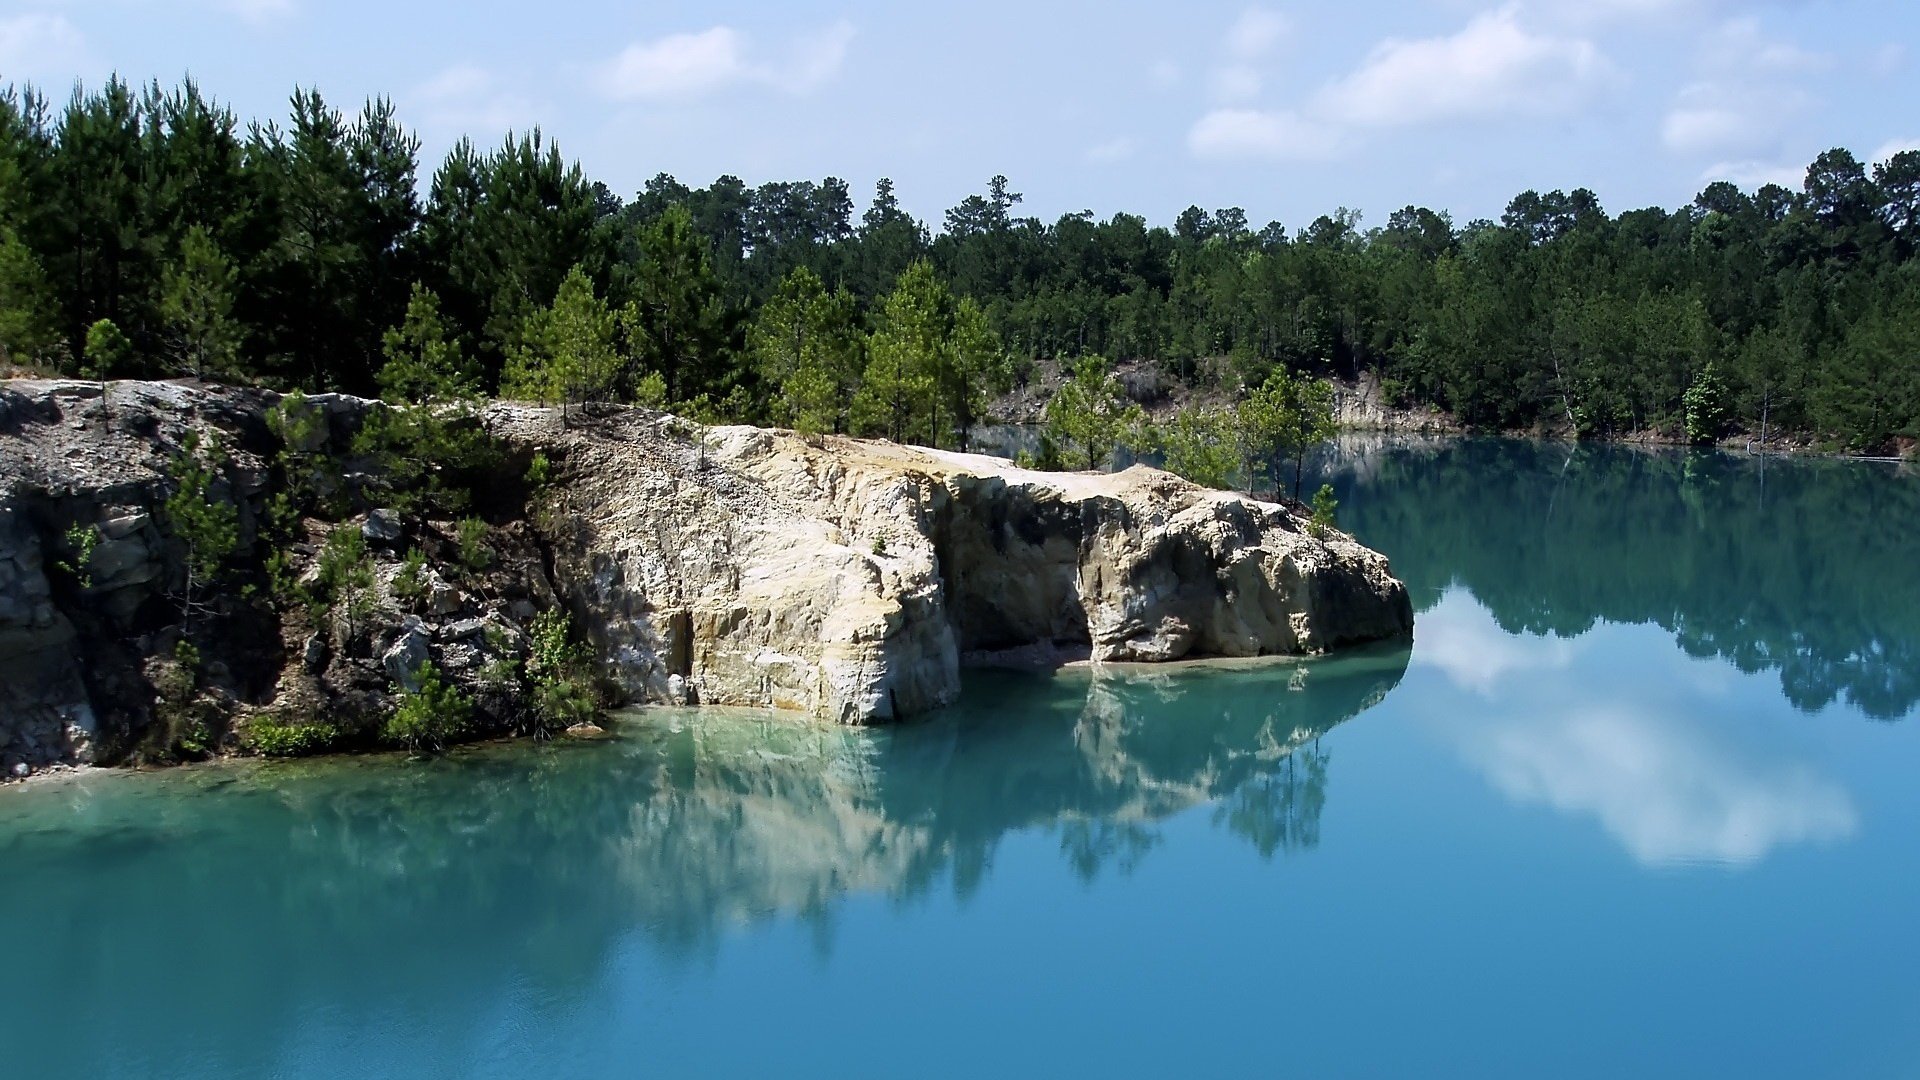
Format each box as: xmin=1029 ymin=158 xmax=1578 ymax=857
xmin=2 ymin=0 xmax=1916 ymax=230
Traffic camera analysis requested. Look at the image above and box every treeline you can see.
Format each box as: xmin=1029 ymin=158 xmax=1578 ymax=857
xmin=2 ymin=77 xmax=1918 ymax=452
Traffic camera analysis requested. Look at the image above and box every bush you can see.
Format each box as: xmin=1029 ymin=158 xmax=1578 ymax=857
xmin=312 ymin=526 xmax=377 ymax=640
xmin=384 ymin=660 xmax=472 ymax=755
xmin=455 ymin=517 xmax=491 ymax=571
xmin=525 ymin=609 xmax=600 ymax=737
xmin=391 ymin=547 xmax=428 ymax=607
xmin=245 ymin=716 xmax=341 ymax=758
xmin=1309 ymin=484 xmax=1340 ymax=538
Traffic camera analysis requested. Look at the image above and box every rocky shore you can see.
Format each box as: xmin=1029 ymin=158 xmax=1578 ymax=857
xmin=0 ymin=379 xmax=1413 ymax=777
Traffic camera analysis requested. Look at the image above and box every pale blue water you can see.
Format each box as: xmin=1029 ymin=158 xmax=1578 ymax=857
xmin=3 ymin=439 xmax=1918 ymax=1078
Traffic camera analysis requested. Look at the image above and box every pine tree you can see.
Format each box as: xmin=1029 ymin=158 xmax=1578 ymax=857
xmin=1044 ymin=355 xmax=1142 ymax=470
xmin=854 ymin=260 xmax=945 ymax=443
xmin=626 ymin=205 xmax=731 ymax=406
xmin=377 ymin=283 xmax=477 ymax=403
xmin=502 ymin=266 xmax=631 ymax=424
xmin=748 ymin=267 xmax=861 ymax=433
xmin=159 ymin=225 xmax=243 ymax=379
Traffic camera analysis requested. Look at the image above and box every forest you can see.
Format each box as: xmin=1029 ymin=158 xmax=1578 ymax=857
xmin=2 ymin=77 xmax=1918 ymax=454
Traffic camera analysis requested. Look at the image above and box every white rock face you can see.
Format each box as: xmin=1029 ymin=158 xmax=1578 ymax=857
xmin=492 ymin=406 xmax=1414 ymax=724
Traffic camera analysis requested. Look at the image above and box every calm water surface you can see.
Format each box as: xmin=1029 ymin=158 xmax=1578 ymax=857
xmin=4 ymin=438 xmax=1918 ymax=1079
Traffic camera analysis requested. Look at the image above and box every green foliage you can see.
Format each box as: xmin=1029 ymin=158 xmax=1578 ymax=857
xmin=1157 ymin=407 xmax=1239 ymax=489
xmin=854 ymin=260 xmax=944 ymax=442
xmin=56 ymin=521 xmax=99 ymax=589
xmin=83 ymin=319 xmax=132 ymax=379
xmin=524 ymin=451 xmax=553 ymax=490
xmin=525 ymin=609 xmax=599 ymax=737
xmin=162 ymin=429 xmax=242 ymax=621
xmin=1237 ymin=370 xmax=1337 ymax=500
xmin=244 ymin=716 xmax=341 ymax=758
xmin=1044 ymin=355 xmax=1144 ymax=470
xmin=455 ymin=516 xmax=491 ymax=571
xmin=749 ymin=267 xmax=862 ymax=433
xmin=502 ymin=266 xmax=627 ymax=417
xmin=313 ymin=525 xmax=377 ymax=638
xmin=1309 ymin=484 xmax=1340 ymax=537
xmin=0 ymin=226 xmax=60 ymax=369
xmin=1 ymin=74 xmax=1916 ymax=451
xmin=622 ymin=204 xmax=732 ymax=405
xmin=392 ymin=547 xmax=428 ymax=606
xmin=149 ymin=639 xmax=212 ymax=762
xmin=1683 ymin=363 xmax=1733 ymax=445
xmin=158 ymin=225 xmax=243 ymax=379
xmin=377 ymin=284 xmax=478 ymax=403
xmin=385 ymin=660 xmax=472 ymax=755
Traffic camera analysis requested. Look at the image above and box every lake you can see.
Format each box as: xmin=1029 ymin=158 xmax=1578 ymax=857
xmin=3 ymin=438 xmax=1917 ymax=1078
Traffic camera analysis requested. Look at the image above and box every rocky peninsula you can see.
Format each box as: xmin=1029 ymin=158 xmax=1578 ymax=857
xmin=0 ymin=379 xmax=1413 ymax=776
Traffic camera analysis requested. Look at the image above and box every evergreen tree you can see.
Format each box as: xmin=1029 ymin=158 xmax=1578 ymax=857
xmin=1237 ymin=369 xmax=1336 ymax=500
xmin=748 ymin=267 xmax=861 ymax=433
xmin=1044 ymin=355 xmax=1142 ymax=470
xmin=854 ymin=260 xmax=945 ymax=443
xmin=625 ymin=204 xmax=731 ymax=406
xmin=159 ymin=225 xmax=244 ymax=379
xmin=503 ymin=265 xmax=639 ymax=423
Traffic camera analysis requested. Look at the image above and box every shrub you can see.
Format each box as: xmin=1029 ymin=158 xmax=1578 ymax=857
xmin=1309 ymin=484 xmax=1340 ymax=538
xmin=525 ymin=609 xmax=600 ymax=737
xmin=56 ymin=521 xmax=99 ymax=589
xmin=384 ymin=660 xmax=472 ymax=756
xmin=312 ymin=526 xmax=377 ymax=640
xmin=391 ymin=547 xmax=428 ymax=607
xmin=455 ymin=517 xmax=491 ymax=571
xmin=246 ymin=716 xmax=341 ymax=758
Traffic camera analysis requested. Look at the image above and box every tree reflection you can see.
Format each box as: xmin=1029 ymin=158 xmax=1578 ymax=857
xmin=0 ymin=646 xmax=1408 ymax=1076
xmin=1314 ymin=437 xmax=1920 ymax=721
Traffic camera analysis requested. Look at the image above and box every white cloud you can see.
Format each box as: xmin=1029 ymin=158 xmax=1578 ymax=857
xmin=1700 ymin=160 xmax=1804 ymax=189
xmin=1662 ymin=95 xmax=1769 ymax=155
xmin=1314 ymin=7 xmax=1611 ymax=127
xmin=1659 ymin=19 xmax=1820 ymax=160
xmin=0 ymin=14 xmax=93 ymax=86
xmin=1873 ymin=138 xmax=1920 ymax=165
xmin=1703 ymin=17 xmax=1829 ymax=74
xmin=408 ymin=64 xmax=537 ymax=137
xmin=1226 ymin=7 xmax=1289 ymax=59
xmin=1210 ymin=65 xmax=1262 ymax=103
xmin=598 ymin=21 xmax=854 ymax=102
xmin=1188 ymin=108 xmax=1341 ymax=161
xmin=1086 ymin=136 xmax=1140 ymax=164
xmin=1414 ymin=592 xmax=1859 ymax=869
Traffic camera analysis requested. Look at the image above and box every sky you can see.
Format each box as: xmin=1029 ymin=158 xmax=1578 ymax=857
xmin=2 ymin=0 xmax=1917 ymax=231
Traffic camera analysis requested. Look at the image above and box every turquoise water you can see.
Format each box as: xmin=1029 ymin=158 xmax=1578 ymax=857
xmin=4 ymin=439 xmax=1919 ymax=1078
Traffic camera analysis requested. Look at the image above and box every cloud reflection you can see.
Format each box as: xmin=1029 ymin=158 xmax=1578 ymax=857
xmin=1416 ymin=589 xmax=1858 ymax=868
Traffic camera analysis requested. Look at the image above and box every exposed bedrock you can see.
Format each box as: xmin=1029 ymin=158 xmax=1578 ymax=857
xmin=505 ymin=409 xmax=1414 ymax=724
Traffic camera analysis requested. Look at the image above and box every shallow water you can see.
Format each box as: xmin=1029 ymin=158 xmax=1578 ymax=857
xmin=3 ymin=438 xmax=1917 ymax=1078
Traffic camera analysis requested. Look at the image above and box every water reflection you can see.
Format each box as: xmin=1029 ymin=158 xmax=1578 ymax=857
xmin=1415 ymin=589 xmax=1858 ymax=868
xmin=0 ymin=647 xmax=1408 ymax=1076
xmin=1314 ymin=437 xmax=1920 ymax=722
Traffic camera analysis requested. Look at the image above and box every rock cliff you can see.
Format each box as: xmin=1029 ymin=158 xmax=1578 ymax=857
xmin=0 ymin=379 xmax=1412 ymax=775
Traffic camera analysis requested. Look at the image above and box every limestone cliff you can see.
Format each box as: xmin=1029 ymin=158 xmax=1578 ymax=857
xmin=0 ymin=379 xmax=1412 ymax=775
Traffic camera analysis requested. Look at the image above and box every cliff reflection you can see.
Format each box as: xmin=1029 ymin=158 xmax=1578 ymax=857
xmin=1314 ymin=437 xmax=1920 ymax=721
xmin=0 ymin=647 xmax=1406 ymax=1074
